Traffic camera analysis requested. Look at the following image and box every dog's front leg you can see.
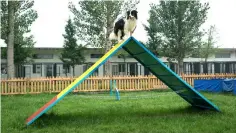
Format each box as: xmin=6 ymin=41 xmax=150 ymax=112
xmin=130 ymin=26 xmax=136 ymax=37
xmin=122 ymin=29 xmax=129 ymax=40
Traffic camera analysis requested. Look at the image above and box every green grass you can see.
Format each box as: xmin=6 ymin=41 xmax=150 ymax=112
xmin=1 ymin=90 xmax=236 ymax=133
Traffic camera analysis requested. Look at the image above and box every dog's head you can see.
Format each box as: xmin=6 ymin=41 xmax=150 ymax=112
xmin=126 ymin=10 xmax=138 ymax=20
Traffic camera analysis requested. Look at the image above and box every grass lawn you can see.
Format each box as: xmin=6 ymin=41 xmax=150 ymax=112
xmin=1 ymin=90 xmax=236 ymax=133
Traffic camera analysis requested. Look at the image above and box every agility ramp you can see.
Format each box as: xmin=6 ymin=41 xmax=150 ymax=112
xmin=26 ymin=37 xmax=220 ymax=126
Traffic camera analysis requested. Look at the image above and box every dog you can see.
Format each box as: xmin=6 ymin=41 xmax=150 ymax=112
xmin=109 ymin=10 xmax=138 ymax=43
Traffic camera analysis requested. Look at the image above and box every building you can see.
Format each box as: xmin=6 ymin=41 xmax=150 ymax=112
xmin=1 ymin=47 xmax=236 ymax=79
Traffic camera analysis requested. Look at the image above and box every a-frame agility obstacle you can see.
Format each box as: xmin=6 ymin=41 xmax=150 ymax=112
xmin=26 ymin=37 xmax=220 ymax=126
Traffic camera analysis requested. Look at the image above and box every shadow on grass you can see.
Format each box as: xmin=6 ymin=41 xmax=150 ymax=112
xmin=28 ymin=105 xmax=219 ymax=128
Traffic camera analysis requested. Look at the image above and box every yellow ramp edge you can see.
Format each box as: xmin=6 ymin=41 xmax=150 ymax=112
xmin=57 ymin=41 xmax=124 ymax=98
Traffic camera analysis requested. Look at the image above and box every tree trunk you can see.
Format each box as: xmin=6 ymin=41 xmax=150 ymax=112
xmin=104 ymin=44 xmax=111 ymax=76
xmin=64 ymin=66 xmax=67 ymax=77
xmin=203 ymin=26 xmax=212 ymax=74
xmin=72 ymin=66 xmax=75 ymax=77
xmin=177 ymin=58 xmax=184 ymax=75
xmin=104 ymin=38 xmax=112 ymax=76
xmin=104 ymin=3 xmax=113 ymax=76
xmin=7 ymin=1 xmax=15 ymax=79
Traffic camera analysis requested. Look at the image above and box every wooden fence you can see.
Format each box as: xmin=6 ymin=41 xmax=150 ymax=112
xmin=1 ymin=73 xmax=236 ymax=95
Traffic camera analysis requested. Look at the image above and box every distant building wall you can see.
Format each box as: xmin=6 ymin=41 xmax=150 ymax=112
xmin=1 ymin=47 xmax=236 ymax=79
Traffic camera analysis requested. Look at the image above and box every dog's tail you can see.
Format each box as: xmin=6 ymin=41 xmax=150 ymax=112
xmin=109 ymin=32 xmax=117 ymax=40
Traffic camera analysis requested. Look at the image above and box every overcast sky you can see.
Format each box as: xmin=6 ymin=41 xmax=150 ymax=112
xmin=5 ymin=0 xmax=236 ymax=48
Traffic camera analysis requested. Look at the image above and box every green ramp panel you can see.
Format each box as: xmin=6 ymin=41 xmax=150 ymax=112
xmin=25 ymin=36 xmax=219 ymax=126
xmin=122 ymin=37 xmax=220 ymax=111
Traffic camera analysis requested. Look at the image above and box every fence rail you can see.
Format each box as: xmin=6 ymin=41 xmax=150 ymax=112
xmin=1 ymin=73 xmax=236 ymax=95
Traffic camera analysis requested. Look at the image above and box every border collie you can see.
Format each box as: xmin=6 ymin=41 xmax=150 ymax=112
xmin=109 ymin=10 xmax=138 ymax=42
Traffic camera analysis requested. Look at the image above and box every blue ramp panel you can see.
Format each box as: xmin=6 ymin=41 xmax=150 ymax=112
xmin=123 ymin=37 xmax=220 ymax=111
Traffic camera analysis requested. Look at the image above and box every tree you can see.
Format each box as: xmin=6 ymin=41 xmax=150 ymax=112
xmin=69 ymin=0 xmax=139 ymax=75
xmin=116 ymin=50 xmax=129 ymax=63
xmin=7 ymin=1 xmax=15 ymax=79
xmin=143 ymin=14 xmax=163 ymax=57
xmin=198 ymin=25 xmax=219 ymax=73
xmin=1 ymin=0 xmax=38 ymax=77
xmin=60 ymin=18 xmax=86 ymax=77
xmin=144 ymin=1 xmax=209 ymax=74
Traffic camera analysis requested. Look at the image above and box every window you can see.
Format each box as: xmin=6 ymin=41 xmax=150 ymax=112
xmin=63 ymin=64 xmax=70 ymax=73
xmin=233 ymin=63 xmax=236 ymax=73
xmin=193 ymin=62 xmax=200 ymax=74
xmin=112 ymin=65 xmax=118 ymax=75
xmin=220 ymin=63 xmax=226 ymax=73
xmin=214 ymin=62 xmax=227 ymax=73
xmin=1 ymin=64 xmax=7 ymax=74
xmin=215 ymin=53 xmax=231 ymax=58
xmin=33 ymin=64 xmax=41 ymax=74
xmin=144 ymin=67 xmax=150 ymax=75
xmin=129 ymin=63 xmax=138 ymax=76
xmin=83 ymin=63 xmax=98 ymax=76
xmin=214 ymin=62 xmax=220 ymax=73
xmin=118 ymin=63 xmax=125 ymax=72
xmin=225 ymin=62 xmax=230 ymax=73
xmin=33 ymin=54 xmax=53 ymax=59
xmin=201 ymin=62 xmax=214 ymax=74
xmin=90 ymin=54 xmax=104 ymax=58
xmin=207 ymin=63 xmax=214 ymax=74
xmin=169 ymin=63 xmax=176 ymax=73
xmin=184 ymin=63 xmax=193 ymax=74
xmin=229 ymin=62 xmax=236 ymax=73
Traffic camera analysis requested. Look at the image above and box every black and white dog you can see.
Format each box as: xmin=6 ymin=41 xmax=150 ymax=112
xmin=109 ymin=10 xmax=138 ymax=42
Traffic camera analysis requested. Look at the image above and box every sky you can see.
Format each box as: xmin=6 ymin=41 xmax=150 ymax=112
xmin=1 ymin=0 xmax=236 ymax=48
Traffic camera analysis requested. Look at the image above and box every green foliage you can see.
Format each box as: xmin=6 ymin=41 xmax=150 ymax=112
xmin=69 ymin=0 xmax=139 ymax=75
xmin=144 ymin=1 xmax=210 ymax=73
xmin=69 ymin=0 xmax=140 ymax=48
xmin=69 ymin=1 xmax=120 ymax=48
xmin=198 ymin=25 xmax=219 ymax=60
xmin=1 ymin=1 xmax=8 ymax=38
xmin=193 ymin=25 xmax=219 ymax=73
xmin=143 ymin=15 xmax=163 ymax=57
xmin=116 ymin=49 xmax=129 ymax=62
xmin=1 ymin=0 xmax=38 ymax=65
xmin=61 ymin=18 xmax=86 ymax=76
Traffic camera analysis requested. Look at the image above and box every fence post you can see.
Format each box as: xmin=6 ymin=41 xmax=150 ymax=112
xmin=26 ymin=78 xmax=30 ymax=94
xmin=110 ymin=78 xmax=113 ymax=96
xmin=148 ymin=75 xmax=150 ymax=90
xmin=49 ymin=77 xmax=52 ymax=94
xmin=115 ymin=89 xmax=120 ymax=100
xmin=113 ymin=80 xmax=120 ymax=100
